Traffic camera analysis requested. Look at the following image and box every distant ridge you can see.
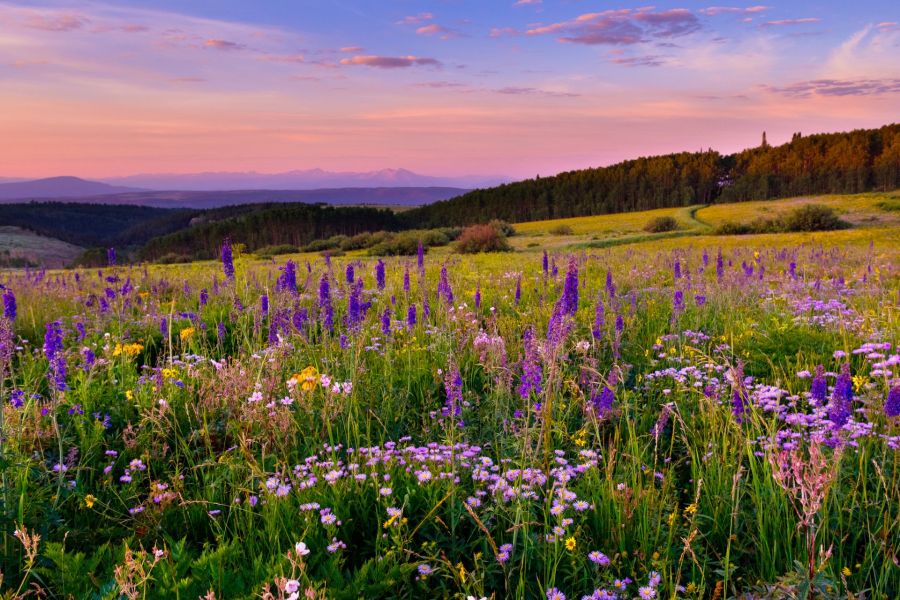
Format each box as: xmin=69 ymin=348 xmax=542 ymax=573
xmin=0 ymin=176 xmax=145 ymax=201
xmin=101 ymin=168 xmax=505 ymax=191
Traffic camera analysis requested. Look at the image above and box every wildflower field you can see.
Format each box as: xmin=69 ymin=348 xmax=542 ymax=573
xmin=1 ymin=210 xmax=899 ymax=599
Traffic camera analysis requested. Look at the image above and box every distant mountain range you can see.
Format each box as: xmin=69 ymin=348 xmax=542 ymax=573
xmin=0 ymin=176 xmax=145 ymax=200
xmin=101 ymin=168 xmax=506 ymax=191
xmin=0 ymin=170 xmax=503 ymax=207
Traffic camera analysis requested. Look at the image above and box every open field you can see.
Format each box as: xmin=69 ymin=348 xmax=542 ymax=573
xmin=1 ymin=197 xmax=900 ymax=599
xmin=0 ymin=226 xmax=83 ymax=268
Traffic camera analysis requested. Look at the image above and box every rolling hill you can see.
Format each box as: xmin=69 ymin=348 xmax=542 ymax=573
xmin=0 ymin=176 xmax=144 ymax=200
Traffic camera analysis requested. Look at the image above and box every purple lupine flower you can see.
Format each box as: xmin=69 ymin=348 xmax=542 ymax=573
xmin=260 ymin=294 xmax=269 ymax=317
xmin=694 ymin=294 xmax=706 ymax=306
xmin=673 ymin=257 xmax=681 ymax=280
xmin=417 ymin=240 xmax=425 ymax=270
xmin=672 ymin=290 xmax=684 ymax=312
xmin=605 ymin=269 xmax=616 ymax=299
xmin=347 ymin=281 xmax=362 ymax=329
xmin=381 ymin=308 xmax=391 ymax=335
xmin=160 ymin=317 xmax=168 ymax=337
xmin=292 ymin=307 xmax=308 ymax=333
xmin=9 ymin=389 xmax=25 ymax=408
xmin=107 ymin=247 xmax=116 ymax=266
xmin=474 ymin=283 xmax=481 ymax=309
xmin=550 ymin=258 xmax=558 ymax=277
xmin=199 ymin=288 xmax=208 ymax=306
xmin=278 ymin=260 xmax=298 ymax=294
xmin=886 ymin=383 xmax=900 ymax=418
xmin=561 ymin=258 xmax=579 ymax=316
xmin=221 ymin=239 xmax=235 ymax=280
xmin=810 ymin=365 xmax=827 ymax=404
xmin=828 ymin=363 xmax=853 ymax=428
xmin=75 ymin=321 xmax=86 ymax=340
xmin=81 ymin=347 xmax=95 ymax=371
xmin=517 ymin=326 xmax=542 ymax=398
xmin=407 ymin=303 xmax=417 ymax=326
xmin=423 ymin=296 xmax=431 ymax=319
xmin=43 ymin=320 xmax=67 ymax=391
xmin=730 ymin=362 xmax=746 ymax=423
xmin=438 ymin=265 xmax=453 ymax=305
xmin=0 ymin=317 xmax=12 ymax=376
xmin=2 ymin=289 xmax=15 ymax=321
xmin=217 ymin=321 xmax=226 ymax=343
xmin=443 ymin=358 xmax=463 ymax=419
xmin=345 ymin=264 xmax=355 ymax=284
xmin=590 ymin=370 xmax=616 ymax=417
xmin=542 ymin=251 xmax=549 ymax=277
xmin=702 ymin=249 xmax=709 ymax=267
xmin=716 ymin=249 xmax=724 ymax=281
xmin=375 ymin=259 xmax=386 ymax=291
xmin=403 ymin=268 xmax=411 ymax=293
xmin=515 ymin=276 xmax=521 ymax=306
xmin=789 ymin=261 xmax=797 ymax=279
xmin=614 ymin=314 xmax=624 ymax=334
xmin=592 ymin=294 xmax=604 ymax=340
xmin=319 ymin=274 xmax=333 ymax=333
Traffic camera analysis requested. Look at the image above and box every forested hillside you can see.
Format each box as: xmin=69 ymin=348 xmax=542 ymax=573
xmin=404 ymin=124 xmax=900 ymax=227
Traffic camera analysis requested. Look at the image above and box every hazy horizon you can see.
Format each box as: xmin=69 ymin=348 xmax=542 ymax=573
xmin=1 ymin=0 xmax=898 ymax=180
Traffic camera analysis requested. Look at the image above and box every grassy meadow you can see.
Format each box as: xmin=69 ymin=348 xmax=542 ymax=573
xmin=1 ymin=193 xmax=899 ymax=599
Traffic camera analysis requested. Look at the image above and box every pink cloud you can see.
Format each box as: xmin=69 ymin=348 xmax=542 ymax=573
xmin=340 ymin=46 xmax=364 ymax=53
xmin=761 ymin=18 xmax=821 ymax=27
xmin=490 ymin=27 xmax=518 ymax=38
xmin=610 ymin=54 xmax=667 ymax=67
xmin=397 ymin=13 xmax=434 ymax=25
xmin=258 ymin=53 xmax=306 ymax=63
xmin=203 ymin=39 xmax=246 ymax=50
xmin=699 ymin=6 xmax=769 ymax=17
xmin=24 ymin=13 xmax=88 ymax=32
xmin=416 ymin=24 xmax=459 ymax=39
xmin=514 ymin=0 xmax=542 ymax=5
xmin=764 ymin=78 xmax=900 ymax=97
xmin=526 ymin=8 xmax=701 ymax=45
xmin=339 ymin=55 xmax=441 ymax=68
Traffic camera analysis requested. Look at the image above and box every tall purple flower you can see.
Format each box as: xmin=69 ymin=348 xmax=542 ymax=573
xmin=417 ymin=241 xmax=425 ymax=271
xmin=517 ymin=326 xmax=542 ymax=399
xmin=199 ymin=288 xmax=209 ymax=306
xmin=828 ymin=363 xmax=853 ymax=428
xmin=319 ymin=274 xmax=334 ymax=333
xmin=381 ymin=308 xmax=391 ymax=336
xmin=407 ymin=303 xmax=417 ymax=326
xmin=347 ymin=281 xmax=362 ymax=329
xmin=217 ymin=321 xmax=226 ymax=343
xmin=810 ymin=365 xmax=827 ymax=404
xmin=590 ymin=369 xmax=616 ymax=417
xmin=730 ymin=362 xmax=746 ymax=423
xmin=278 ymin=260 xmax=298 ymax=294
xmin=403 ymin=268 xmax=411 ymax=293
xmin=542 ymin=251 xmax=549 ymax=278
xmin=561 ymin=258 xmax=579 ymax=316
xmin=43 ymin=320 xmax=67 ymax=391
xmin=474 ymin=283 xmax=481 ymax=309
xmin=673 ymin=258 xmax=681 ymax=280
xmin=160 ymin=317 xmax=168 ymax=337
xmin=260 ymin=294 xmax=269 ymax=317
xmin=346 ymin=264 xmax=355 ymax=284
xmin=221 ymin=239 xmax=235 ymax=280
xmin=375 ymin=259 xmax=386 ymax=290
xmin=672 ymin=290 xmax=684 ymax=312
xmin=592 ymin=294 xmax=605 ymax=340
xmin=885 ymin=383 xmax=900 ymax=418
xmin=2 ymin=289 xmax=15 ymax=321
xmin=716 ymin=249 xmax=724 ymax=281
xmin=438 ymin=265 xmax=453 ymax=305
xmin=605 ymin=269 xmax=616 ymax=300
xmin=443 ymin=358 xmax=463 ymax=419
xmin=515 ymin=276 xmax=521 ymax=306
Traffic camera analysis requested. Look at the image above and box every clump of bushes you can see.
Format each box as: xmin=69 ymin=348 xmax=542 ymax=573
xmin=644 ymin=216 xmax=679 ymax=233
xmin=715 ymin=204 xmax=849 ymax=236
xmin=455 ymin=223 xmax=512 ymax=254
xmin=549 ymin=224 xmax=574 ymax=235
xmin=255 ymin=244 xmax=300 ymax=258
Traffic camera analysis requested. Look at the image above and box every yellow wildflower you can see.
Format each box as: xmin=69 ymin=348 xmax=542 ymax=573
xmin=565 ymin=537 xmax=576 ymax=551
xmin=84 ymin=494 xmax=95 ymax=508
xmin=125 ymin=390 xmax=134 ymax=401
xmin=179 ymin=327 xmax=195 ymax=342
xmin=289 ymin=366 xmax=320 ymax=392
xmin=841 ymin=566 xmax=852 ymax=577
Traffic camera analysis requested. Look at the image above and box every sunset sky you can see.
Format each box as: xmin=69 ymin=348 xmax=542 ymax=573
xmin=1 ymin=0 xmax=898 ymax=180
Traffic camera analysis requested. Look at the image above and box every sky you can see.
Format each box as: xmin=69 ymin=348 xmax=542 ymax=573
xmin=0 ymin=0 xmax=898 ymax=180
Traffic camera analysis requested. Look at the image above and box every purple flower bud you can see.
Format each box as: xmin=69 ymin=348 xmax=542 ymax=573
xmin=221 ymin=239 xmax=235 ymax=280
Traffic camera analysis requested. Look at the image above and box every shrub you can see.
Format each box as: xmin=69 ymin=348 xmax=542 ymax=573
xmin=455 ymin=224 xmax=512 ymax=254
xmin=549 ymin=224 xmax=574 ymax=235
xmin=304 ymin=235 xmax=346 ymax=252
xmin=644 ymin=216 xmax=679 ymax=233
xmin=714 ymin=222 xmax=755 ymax=235
xmin=255 ymin=244 xmax=300 ymax=258
xmin=490 ymin=220 xmax=517 ymax=237
xmin=779 ymin=204 xmax=848 ymax=232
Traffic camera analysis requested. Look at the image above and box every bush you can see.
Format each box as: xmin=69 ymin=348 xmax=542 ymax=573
xmin=455 ymin=224 xmax=512 ymax=254
xmin=490 ymin=220 xmax=517 ymax=237
xmin=255 ymin=244 xmax=300 ymax=258
xmin=644 ymin=216 xmax=679 ymax=233
xmin=549 ymin=224 xmax=574 ymax=235
xmin=713 ymin=222 xmax=755 ymax=235
xmin=304 ymin=235 xmax=346 ymax=252
xmin=779 ymin=204 xmax=847 ymax=232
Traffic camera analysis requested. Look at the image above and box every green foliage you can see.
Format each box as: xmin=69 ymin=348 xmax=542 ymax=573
xmin=548 ymin=224 xmax=574 ymax=235
xmin=643 ymin=216 xmax=680 ymax=233
xmin=715 ymin=204 xmax=848 ymax=235
xmin=255 ymin=244 xmax=301 ymax=258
